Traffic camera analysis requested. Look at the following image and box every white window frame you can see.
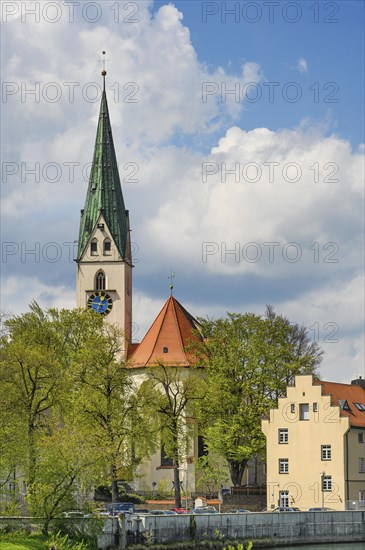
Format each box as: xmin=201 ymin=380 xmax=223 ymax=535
xmin=279 ymin=458 xmax=289 ymax=474
xmin=322 ymin=475 xmax=332 ymax=491
xmin=278 ymin=428 xmax=289 ymax=444
xmin=321 ymin=444 xmax=332 ymax=461
xmin=279 ymin=490 xmax=289 ymax=507
xmin=299 ymin=403 xmax=310 ymax=420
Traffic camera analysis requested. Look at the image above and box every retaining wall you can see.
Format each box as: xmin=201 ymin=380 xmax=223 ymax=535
xmin=122 ymin=510 xmax=365 ymax=547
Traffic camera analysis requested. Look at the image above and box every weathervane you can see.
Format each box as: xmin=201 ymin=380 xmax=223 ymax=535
xmin=168 ymin=271 xmax=175 ymax=295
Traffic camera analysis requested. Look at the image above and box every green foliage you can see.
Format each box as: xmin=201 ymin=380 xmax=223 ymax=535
xmin=0 ymin=304 xmax=154 ymax=517
xmin=140 ymin=363 xmax=201 ymax=507
xmin=0 ymin=530 xmax=48 ymax=550
xmin=45 ymin=531 xmax=89 ymax=550
xmin=189 ymin=307 xmax=322 ymax=486
xmin=196 ymin=455 xmax=229 ymax=494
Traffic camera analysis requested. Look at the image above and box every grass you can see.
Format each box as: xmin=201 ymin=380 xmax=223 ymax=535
xmin=0 ymin=533 xmax=48 ymax=549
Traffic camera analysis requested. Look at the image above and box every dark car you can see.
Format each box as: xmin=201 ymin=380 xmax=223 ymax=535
xmin=106 ymin=502 xmax=136 ymax=516
xmin=308 ymin=507 xmax=334 ymax=512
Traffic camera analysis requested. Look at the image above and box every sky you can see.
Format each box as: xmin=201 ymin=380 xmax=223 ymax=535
xmin=1 ymin=0 xmax=364 ymax=384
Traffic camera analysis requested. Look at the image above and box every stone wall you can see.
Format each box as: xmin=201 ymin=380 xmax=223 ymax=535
xmin=120 ymin=510 xmax=365 ymax=547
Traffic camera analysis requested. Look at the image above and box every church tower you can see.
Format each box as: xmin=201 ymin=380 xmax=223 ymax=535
xmin=76 ymin=66 xmax=132 ymax=354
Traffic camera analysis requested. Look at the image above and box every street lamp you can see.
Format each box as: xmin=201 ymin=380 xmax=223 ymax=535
xmin=321 ymin=472 xmax=325 ymax=509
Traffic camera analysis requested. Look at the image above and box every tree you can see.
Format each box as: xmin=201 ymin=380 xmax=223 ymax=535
xmin=0 ymin=304 xmax=152 ymax=513
xmin=142 ymin=363 xmax=200 ymax=508
xmin=70 ymin=322 xmax=153 ymax=503
xmin=189 ymin=307 xmax=322 ymax=487
xmin=0 ymin=303 xmax=64 ymax=495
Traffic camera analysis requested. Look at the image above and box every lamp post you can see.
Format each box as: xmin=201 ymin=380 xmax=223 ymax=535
xmin=321 ymin=472 xmax=325 ymax=509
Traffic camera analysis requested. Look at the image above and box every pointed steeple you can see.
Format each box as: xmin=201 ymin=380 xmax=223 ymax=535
xmin=77 ymin=69 xmax=130 ymax=261
xmin=129 ymin=296 xmax=202 ymax=368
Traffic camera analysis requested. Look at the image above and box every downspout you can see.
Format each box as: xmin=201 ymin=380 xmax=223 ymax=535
xmin=345 ymin=431 xmax=349 ymax=505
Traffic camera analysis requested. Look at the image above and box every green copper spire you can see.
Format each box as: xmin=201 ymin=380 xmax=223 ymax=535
xmin=77 ymin=70 xmax=130 ymax=261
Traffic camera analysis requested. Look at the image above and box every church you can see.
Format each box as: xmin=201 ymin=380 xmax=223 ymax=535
xmin=75 ymin=67 xmax=265 ymax=496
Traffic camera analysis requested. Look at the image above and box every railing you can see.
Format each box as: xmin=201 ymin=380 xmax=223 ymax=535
xmin=346 ymin=500 xmax=365 ymax=510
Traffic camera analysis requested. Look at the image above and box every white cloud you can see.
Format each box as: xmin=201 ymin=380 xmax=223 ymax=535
xmin=1 ymin=276 xmax=75 ymax=316
xmin=297 ymin=57 xmax=308 ymax=73
xmin=1 ymin=1 xmax=363 ymax=385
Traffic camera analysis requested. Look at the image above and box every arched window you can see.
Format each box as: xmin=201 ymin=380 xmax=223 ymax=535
xmin=103 ymin=238 xmax=111 ymax=255
xmin=95 ymin=270 xmax=106 ymax=291
xmin=90 ymin=238 xmax=98 ymax=256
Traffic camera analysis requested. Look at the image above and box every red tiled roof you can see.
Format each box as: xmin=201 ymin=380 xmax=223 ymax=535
xmin=129 ymin=296 xmax=202 ymax=368
xmin=314 ymin=379 xmax=365 ymax=428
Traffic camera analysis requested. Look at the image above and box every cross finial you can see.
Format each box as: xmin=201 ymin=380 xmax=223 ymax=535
xmin=168 ymin=271 xmax=175 ymax=295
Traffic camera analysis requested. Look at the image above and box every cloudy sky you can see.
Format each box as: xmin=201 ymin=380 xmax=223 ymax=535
xmin=1 ymin=0 xmax=364 ymax=383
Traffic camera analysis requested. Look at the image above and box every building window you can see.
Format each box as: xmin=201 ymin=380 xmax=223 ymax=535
xmin=278 ymin=429 xmax=288 ymax=444
xmin=322 ymin=475 xmax=332 ymax=491
xmin=279 ymin=458 xmax=289 ymax=474
xmin=279 ymin=490 xmax=289 ymax=507
xmin=103 ymin=239 xmax=111 ymax=255
xmin=359 ymin=490 xmax=365 ymax=503
xmin=95 ymin=271 xmax=106 ymax=291
xmin=359 ymin=433 xmax=364 ymax=444
xmin=299 ymin=403 xmax=309 ymax=420
xmin=313 ymin=402 xmax=318 ymax=412
xmin=290 ymin=403 xmax=295 ymax=414
xmin=321 ymin=445 xmax=332 ymax=461
xmin=359 ymin=458 xmax=365 ymax=473
xmin=160 ymin=445 xmax=173 ymax=467
xmin=90 ymin=239 xmax=98 ymax=256
xmin=163 ymin=347 xmax=168 ymax=353
xmin=197 ymin=435 xmax=208 ymax=458
xmin=354 ymin=403 xmax=365 ymax=411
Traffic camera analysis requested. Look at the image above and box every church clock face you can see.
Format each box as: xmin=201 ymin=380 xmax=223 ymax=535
xmin=87 ymin=292 xmax=113 ymax=315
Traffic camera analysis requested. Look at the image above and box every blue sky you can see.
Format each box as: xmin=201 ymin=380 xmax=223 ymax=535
xmin=1 ymin=0 xmax=364 ymax=383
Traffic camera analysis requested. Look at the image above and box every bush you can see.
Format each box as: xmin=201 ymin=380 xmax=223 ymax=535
xmin=46 ymin=531 xmax=94 ymax=550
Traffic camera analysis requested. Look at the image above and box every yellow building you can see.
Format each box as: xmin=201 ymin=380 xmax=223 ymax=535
xmin=262 ymin=374 xmax=365 ymax=511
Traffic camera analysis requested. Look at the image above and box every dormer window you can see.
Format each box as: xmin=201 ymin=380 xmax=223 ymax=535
xmin=91 ymin=239 xmax=98 ymax=256
xmin=339 ymin=399 xmax=350 ymax=411
xmin=103 ymin=239 xmax=111 ymax=255
xmin=95 ymin=270 xmax=106 ymax=291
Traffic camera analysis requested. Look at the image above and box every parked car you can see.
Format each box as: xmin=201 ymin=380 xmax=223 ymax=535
xmin=308 ymin=507 xmax=334 ymax=512
xmin=192 ymin=506 xmax=219 ymax=514
xmin=106 ymin=502 xmax=136 ymax=516
xmin=148 ymin=510 xmax=178 ymax=515
xmin=134 ymin=508 xmax=150 ymax=514
xmin=228 ymin=509 xmax=251 ymax=514
xmin=171 ymin=507 xmax=189 ymax=514
xmin=272 ymin=507 xmax=301 ymax=512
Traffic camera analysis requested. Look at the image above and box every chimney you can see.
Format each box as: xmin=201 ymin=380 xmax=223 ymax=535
xmin=351 ymin=377 xmax=365 ymax=390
